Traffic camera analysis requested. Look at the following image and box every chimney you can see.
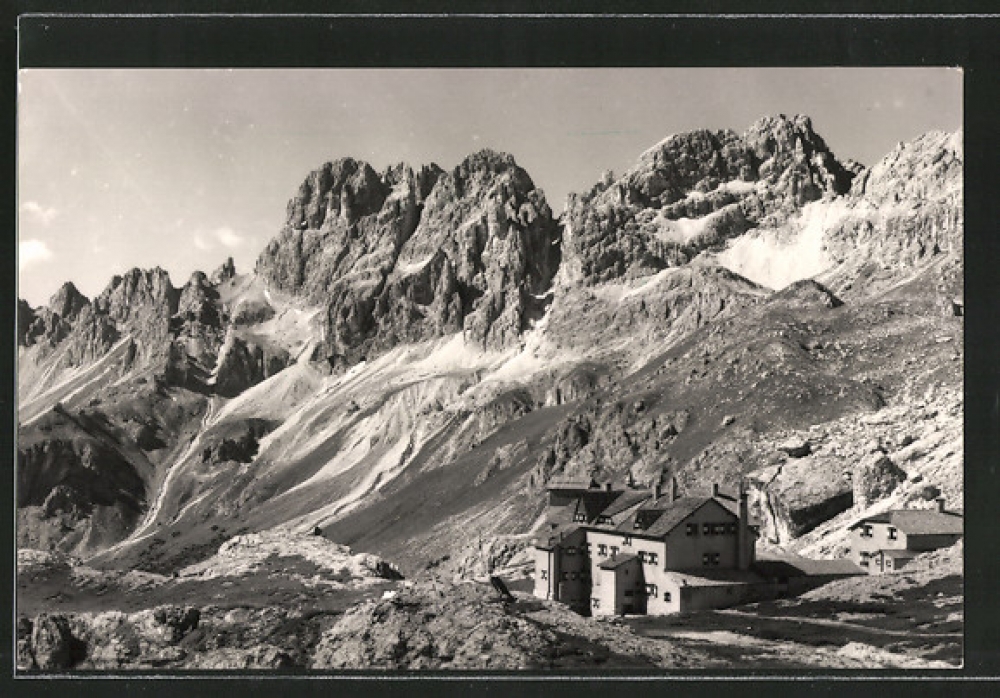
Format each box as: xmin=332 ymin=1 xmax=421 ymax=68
xmin=737 ymin=481 xmax=751 ymax=571
xmin=606 ymin=482 xmax=612 ymax=493
xmin=712 ymin=483 xmax=720 ymax=497
xmin=937 ymin=497 xmax=946 ymax=513
xmin=653 ymin=483 xmax=662 ymax=500
xmin=670 ymin=476 xmax=679 ymax=501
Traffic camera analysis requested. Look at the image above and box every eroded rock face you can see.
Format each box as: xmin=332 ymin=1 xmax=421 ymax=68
xmin=256 ymin=150 xmax=561 ymax=369
xmin=310 ymin=583 xmax=553 ymax=670
xmin=821 ymin=131 xmax=962 ymax=297
xmin=853 ymin=453 xmax=908 ymax=509
xmin=49 ymin=282 xmax=90 ymax=323
xmin=559 ymin=114 xmax=855 ymax=286
xmin=29 ymin=614 xmax=86 ymax=671
xmin=18 ymin=283 xmax=92 ymax=349
xmin=213 ymin=334 xmax=290 ymax=398
xmin=210 ymin=256 xmax=237 ymax=285
xmin=747 ymin=456 xmax=854 ymax=544
xmin=17 ymin=412 xmax=148 ymax=555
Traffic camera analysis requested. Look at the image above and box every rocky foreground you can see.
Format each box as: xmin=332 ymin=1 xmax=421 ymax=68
xmin=17 ymin=537 xmax=961 ymax=671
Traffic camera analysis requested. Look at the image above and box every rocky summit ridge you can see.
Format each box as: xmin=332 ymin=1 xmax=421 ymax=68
xmin=17 ymin=114 xmax=964 ymax=670
xmin=558 ymin=114 xmax=857 ymax=287
xmin=256 ymin=149 xmax=561 ymax=369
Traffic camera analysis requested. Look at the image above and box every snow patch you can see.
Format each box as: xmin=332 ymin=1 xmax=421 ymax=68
xmin=714 ymin=199 xmax=847 ymax=290
xmin=396 ymin=256 xmax=433 ymax=275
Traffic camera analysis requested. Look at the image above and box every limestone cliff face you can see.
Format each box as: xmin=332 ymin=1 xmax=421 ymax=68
xmin=559 ymin=114 xmax=855 ymax=286
xmin=820 ymin=131 xmax=963 ymax=297
xmin=18 ymin=283 xmax=92 ymax=349
xmin=256 ymin=150 xmax=561 ymax=368
xmin=17 ymin=407 xmax=151 ymax=556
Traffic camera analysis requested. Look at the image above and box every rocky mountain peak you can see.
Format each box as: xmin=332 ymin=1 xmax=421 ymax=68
xmin=48 ymin=282 xmax=90 ymax=322
xmin=742 ymin=113 xmax=855 ymax=201
xmin=285 ymin=157 xmax=388 ymax=231
xmin=94 ymin=267 xmax=179 ymax=320
xmin=210 ymin=257 xmax=237 ymax=285
xmin=177 ymin=271 xmax=220 ymax=322
xmin=849 ymin=130 xmax=961 ymax=204
xmin=560 ymin=114 xmax=858 ymax=286
xmin=257 ymin=148 xmax=560 ymax=369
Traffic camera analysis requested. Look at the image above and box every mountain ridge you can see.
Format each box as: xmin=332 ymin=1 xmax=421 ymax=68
xmin=17 ymin=117 xmax=962 ymax=587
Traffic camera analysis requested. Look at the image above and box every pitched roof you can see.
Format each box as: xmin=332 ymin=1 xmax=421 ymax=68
xmin=851 ymin=509 xmax=964 ymax=536
xmin=754 ymin=551 xmax=865 ymax=577
xmin=637 ymin=497 xmax=735 ymax=538
xmin=664 ymin=569 xmax=765 ymax=586
xmin=546 ymin=476 xmax=602 ymax=491
xmin=881 ymin=549 xmax=920 ymax=559
xmin=598 ymin=489 xmax=651 ymax=519
xmin=532 ymin=523 xmax=584 ymax=550
xmin=598 ymin=553 xmax=638 ymax=570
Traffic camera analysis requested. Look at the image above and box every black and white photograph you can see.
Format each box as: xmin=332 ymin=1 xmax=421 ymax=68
xmin=15 ymin=57 xmax=967 ymax=672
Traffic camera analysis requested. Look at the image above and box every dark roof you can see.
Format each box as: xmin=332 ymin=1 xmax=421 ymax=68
xmin=598 ymin=489 xmax=651 ymax=519
xmin=639 ymin=497 xmax=735 ymax=538
xmin=754 ymin=551 xmax=865 ymax=578
xmin=545 ymin=477 xmax=597 ymax=491
xmin=598 ymin=553 xmax=638 ymax=570
xmin=532 ymin=523 xmax=584 ymax=550
xmin=851 ymin=509 xmax=964 ymax=536
xmin=665 ymin=569 xmax=765 ymax=586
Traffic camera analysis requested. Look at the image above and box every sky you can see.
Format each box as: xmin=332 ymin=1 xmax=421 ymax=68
xmin=17 ymin=68 xmax=962 ymax=307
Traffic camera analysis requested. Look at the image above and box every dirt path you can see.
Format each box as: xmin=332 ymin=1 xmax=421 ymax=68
xmin=715 ymin=608 xmax=961 ymax=639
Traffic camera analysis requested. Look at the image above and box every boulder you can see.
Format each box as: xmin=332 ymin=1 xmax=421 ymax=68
xmin=779 ymin=438 xmax=812 ymax=458
xmin=853 ymin=454 xmax=908 ymax=509
xmin=30 ymin=614 xmax=86 ymax=671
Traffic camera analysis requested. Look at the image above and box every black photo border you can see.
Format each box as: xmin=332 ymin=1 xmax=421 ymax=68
xmin=4 ymin=4 xmax=1000 ymax=697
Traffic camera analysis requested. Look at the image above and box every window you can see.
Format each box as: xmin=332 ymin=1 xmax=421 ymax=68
xmin=598 ymin=544 xmax=608 ymax=556
xmin=597 ymin=515 xmax=611 ymax=525
xmin=702 ymin=552 xmax=720 ymax=566
xmin=648 ymin=552 xmax=658 ymax=565
xmin=861 ymin=525 xmax=873 ymax=539
xmin=592 ymin=597 xmax=600 ymax=608
xmin=610 ymin=546 xmax=620 ymax=556
xmin=703 ymin=523 xmax=713 ymax=535
xmin=638 ymin=551 xmax=647 ymax=563
xmin=570 ymin=572 xmax=578 ymax=580
xmin=562 ymin=572 xmax=569 ymax=580
xmin=713 ymin=523 xmax=726 ymax=535
xmin=686 ymin=523 xmax=698 ymax=536
xmin=573 ymin=512 xmax=586 ymax=523
xmin=726 ymin=523 xmax=738 ymax=535
xmin=623 ymin=536 xmax=633 ymax=546
xmin=888 ymin=527 xmax=898 ymax=540
xmin=664 ymin=591 xmax=672 ymax=602
xmin=624 ymin=590 xmax=633 ymax=598
xmin=540 ymin=570 xmax=548 ymax=580
xmin=583 ymin=543 xmax=591 ymax=554
xmin=645 ymin=583 xmax=658 ymax=597
xmin=566 ymin=546 xmax=577 ymax=555
xmin=633 ymin=519 xmax=645 ymax=530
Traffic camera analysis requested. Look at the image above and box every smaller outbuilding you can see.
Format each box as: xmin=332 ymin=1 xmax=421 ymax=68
xmin=848 ymin=497 xmax=963 ymax=574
